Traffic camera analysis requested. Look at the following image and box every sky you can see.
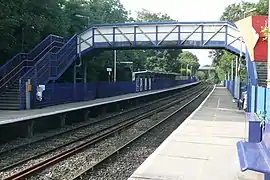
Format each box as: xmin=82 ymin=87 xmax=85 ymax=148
xmin=119 ymin=0 xmax=258 ymax=66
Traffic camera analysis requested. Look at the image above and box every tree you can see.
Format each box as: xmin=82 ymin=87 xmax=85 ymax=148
xmin=177 ymin=51 xmax=200 ymax=69
xmin=136 ymin=9 xmax=173 ymax=22
xmin=209 ymin=0 xmax=266 ymax=81
xmin=220 ymin=2 xmax=257 ymax=22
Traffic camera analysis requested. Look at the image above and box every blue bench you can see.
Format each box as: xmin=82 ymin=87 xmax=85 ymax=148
xmin=237 ymin=122 xmax=270 ymax=179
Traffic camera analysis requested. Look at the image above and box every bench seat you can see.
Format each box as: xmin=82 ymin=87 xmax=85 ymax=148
xmin=237 ymin=140 xmax=270 ymax=173
xmin=237 ymin=121 xmax=270 ymax=176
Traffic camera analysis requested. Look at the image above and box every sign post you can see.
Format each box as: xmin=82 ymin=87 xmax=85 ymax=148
xmin=107 ymin=67 xmax=112 ymax=83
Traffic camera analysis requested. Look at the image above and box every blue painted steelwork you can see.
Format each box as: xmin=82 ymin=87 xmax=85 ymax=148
xmin=19 ymin=35 xmax=78 ymax=109
xmin=227 ymin=80 xmax=235 ymax=95
xmin=250 ymin=86 xmax=256 ymax=113
xmin=256 ymin=86 xmax=265 ymax=114
xmin=78 ymin=21 xmax=237 ymax=32
xmin=78 ymin=22 xmax=246 ymax=57
xmin=0 ymin=35 xmax=65 ymax=94
xmin=33 ymin=79 xmax=195 ymax=109
xmin=0 ymin=20 xmax=255 ymax=109
xmin=266 ymin=89 xmax=270 ymax=119
xmin=245 ymin=46 xmax=258 ymax=112
xmin=246 ymin=113 xmax=262 ymax=143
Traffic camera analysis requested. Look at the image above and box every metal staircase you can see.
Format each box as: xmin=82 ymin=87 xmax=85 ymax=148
xmin=256 ymin=62 xmax=267 ymax=87
xmin=0 ymin=35 xmax=65 ymax=110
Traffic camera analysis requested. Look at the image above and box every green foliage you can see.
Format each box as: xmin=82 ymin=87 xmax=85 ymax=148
xmin=257 ymin=111 xmax=268 ymax=129
xmin=0 ymin=1 xmax=200 ymax=82
xmin=256 ymin=0 xmax=268 ymax=16
xmin=209 ymin=0 xmax=266 ymax=82
xmin=197 ymin=71 xmax=205 ymax=80
xmin=220 ymin=2 xmax=257 ymax=22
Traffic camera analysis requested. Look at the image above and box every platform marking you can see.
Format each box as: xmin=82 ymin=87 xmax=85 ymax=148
xmin=196 ymin=96 xmax=220 ymax=180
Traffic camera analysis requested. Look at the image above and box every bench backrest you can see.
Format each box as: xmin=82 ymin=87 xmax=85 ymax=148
xmin=262 ymin=122 xmax=270 ymax=149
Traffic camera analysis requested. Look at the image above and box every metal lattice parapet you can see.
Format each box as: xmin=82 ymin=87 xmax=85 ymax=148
xmin=77 ymin=21 xmax=245 ymax=56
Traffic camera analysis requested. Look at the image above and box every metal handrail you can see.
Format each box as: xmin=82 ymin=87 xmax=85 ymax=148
xmin=19 ymin=35 xmax=78 ymax=109
xmin=0 ymin=35 xmax=63 ymax=74
xmin=0 ymin=46 xmax=62 ymax=90
xmin=0 ymin=42 xmax=63 ymax=83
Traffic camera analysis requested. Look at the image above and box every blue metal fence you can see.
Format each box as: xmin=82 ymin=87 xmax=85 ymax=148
xmin=224 ymin=80 xmax=270 ymax=119
xmin=32 ymin=79 xmax=196 ymax=109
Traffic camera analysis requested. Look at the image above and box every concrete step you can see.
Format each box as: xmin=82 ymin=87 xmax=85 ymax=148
xmin=0 ymin=105 xmax=20 ymax=110
xmin=0 ymin=96 xmax=20 ymax=101
xmin=5 ymin=88 xmax=19 ymax=93
xmin=0 ymin=102 xmax=20 ymax=109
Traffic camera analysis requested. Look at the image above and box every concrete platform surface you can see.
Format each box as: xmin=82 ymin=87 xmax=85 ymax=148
xmin=0 ymin=82 xmax=198 ymax=125
xmin=128 ymin=86 xmax=263 ymax=180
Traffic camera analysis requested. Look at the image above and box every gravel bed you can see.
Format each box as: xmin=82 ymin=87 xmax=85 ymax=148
xmin=0 ymin=88 xmax=197 ymax=179
xmin=0 ymin=111 xmax=117 ymax=154
xmin=23 ymin=88 xmax=206 ymax=180
xmin=76 ymin=86 xmax=212 ymax=180
xmin=0 ymin=92 xmax=180 ymax=171
xmin=0 ymin=86 xmax=196 ymax=172
xmin=0 ymin=84 xmax=200 ymax=155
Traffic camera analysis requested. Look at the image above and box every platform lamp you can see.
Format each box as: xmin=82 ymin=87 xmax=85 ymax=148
xmin=75 ymin=14 xmax=90 ymax=27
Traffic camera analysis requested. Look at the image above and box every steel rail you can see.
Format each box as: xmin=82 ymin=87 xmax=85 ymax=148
xmin=71 ymin=85 xmax=210 ymax=180
xmin=2 ymin=85 xmax=207 ymax=180
xmin=0 ymin=83 xmax=202 ymax=156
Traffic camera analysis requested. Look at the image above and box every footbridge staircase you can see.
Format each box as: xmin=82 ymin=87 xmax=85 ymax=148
xmin=0 ymin=21 xmax=256 ymax=110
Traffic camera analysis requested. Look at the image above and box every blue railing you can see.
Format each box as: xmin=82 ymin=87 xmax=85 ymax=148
xmin=0 ymin=35 xmax=65 ymax=94
xmin=50 ymin=34 xmax=77 ymax=79
xmin=19 ymin=35 xmax=78 ymax=109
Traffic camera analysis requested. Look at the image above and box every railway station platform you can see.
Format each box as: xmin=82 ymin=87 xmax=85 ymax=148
xmin=128 ymin=86 xmax=264 ymax=180
xmin=0 ymin=82 xmax=198 ymax=126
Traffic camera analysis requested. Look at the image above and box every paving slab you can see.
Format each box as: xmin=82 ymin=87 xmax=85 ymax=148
xmin=128 ymin=86 xmax=264 ymax=180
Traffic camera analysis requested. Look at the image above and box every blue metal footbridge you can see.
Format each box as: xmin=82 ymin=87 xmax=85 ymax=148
xmin=0 ymin=21 xmax=256 ymax=110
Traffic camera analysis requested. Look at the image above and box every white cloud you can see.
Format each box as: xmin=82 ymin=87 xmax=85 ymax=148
xmin=120 ymin=0 xmax=258 ymax=66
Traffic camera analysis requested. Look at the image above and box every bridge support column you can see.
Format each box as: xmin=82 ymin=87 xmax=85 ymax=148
xmin=27 ymin=120 xmax=34 ymax=137
xmin=60 ymin=114 xmax=67 ymax=127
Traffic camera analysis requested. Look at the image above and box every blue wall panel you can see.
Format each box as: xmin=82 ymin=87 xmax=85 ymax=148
xmin=266 ymin=89 xmax=270 ymax=119
xmin=250 ymin=85 xmax=256 ymax=113
xmin=256 ymin=86 xmax=265 ymax=114
xmin=34 ymin=79 xmax=196 ymax=109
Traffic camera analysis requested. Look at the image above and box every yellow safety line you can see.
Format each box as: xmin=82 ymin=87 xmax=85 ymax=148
xmin=195 ymin=98 xmax=219 ymax=180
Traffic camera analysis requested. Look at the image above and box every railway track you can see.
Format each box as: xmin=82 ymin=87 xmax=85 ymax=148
xmin=71 ymin=85 xmax=211 ymax=180
xmin=0 ymin=84 xmax=204 ymax=179
xmin=0 ymin=84 xmax=201 ymax=164
xmin=0 ymin=83 xmax=201 ymax=156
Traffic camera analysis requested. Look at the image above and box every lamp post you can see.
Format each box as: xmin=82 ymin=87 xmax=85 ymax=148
xmin=113 ymin=50 xmax=117 ymax=82
xmin=75 ymin=14 xmax=90 ymax=27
